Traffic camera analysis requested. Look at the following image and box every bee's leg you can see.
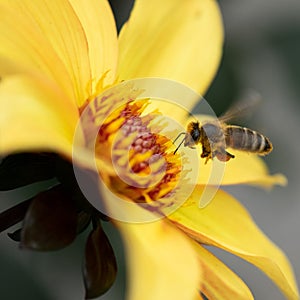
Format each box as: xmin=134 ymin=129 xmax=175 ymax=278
xmin=200 ymin=146 xmax=213 ymax=164
xmin=200 ymin=151 xmax=208 ymax=158
xmin=201 ymin=150 xmax=211 ymax=162
xmin=201 ymin=144 xmax=210 ymax=158
xmin=226 ymin=151 xmax=235 ymax=160
xmin=204 ymin=156 xmax=211 ymax=164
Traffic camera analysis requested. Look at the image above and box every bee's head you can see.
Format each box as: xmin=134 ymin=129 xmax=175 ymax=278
xmin=188 ymin=121 xmax=201 ymax=143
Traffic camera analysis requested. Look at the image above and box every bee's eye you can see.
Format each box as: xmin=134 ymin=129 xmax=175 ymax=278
xmin=191 ymin=128 xmax=200 ymax=141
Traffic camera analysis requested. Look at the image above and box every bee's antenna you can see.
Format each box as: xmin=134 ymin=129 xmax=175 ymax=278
xmin=173 ymin=133 xmax=186 ymax=154
xmin=173 ymin=132 xmax=185 ymax=144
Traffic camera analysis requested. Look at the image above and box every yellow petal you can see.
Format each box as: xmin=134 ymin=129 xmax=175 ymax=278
xmin=0 ymin=0 xmax=93 ymax=105
xmin=118 ymin=0 xmax=223 ymax=106
xmin=68 ymin=0 xmax=118 ymax=97
xmin=197 ymin=150 xmax=287 ymax=187
xmin=169 ymin=187 xmax=299 ymax=300
xmin=0 ymin=74 xmax=78 ymax=157
xmin=193 ymin=242 xmax=254 ymax=300
xmin=0 ymin=2 xmax=71 ymax=100
xmin=115 ymin=215 xmax=201 ymax=300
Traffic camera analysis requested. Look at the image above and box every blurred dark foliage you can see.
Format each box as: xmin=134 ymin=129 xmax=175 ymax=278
xmin=201 ymin=46 xmax=240 ymax=116
xmin=268 ymin=27 xmax=300 ymax=107
xmin=0 ymin=153 xmax=117 ymax=299
xmin=108 ymin=0 xmax=134 ymax=31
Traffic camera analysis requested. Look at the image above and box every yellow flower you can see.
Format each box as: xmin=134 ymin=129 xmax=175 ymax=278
xmin=0 ymin=1 xmax=298 ymax=300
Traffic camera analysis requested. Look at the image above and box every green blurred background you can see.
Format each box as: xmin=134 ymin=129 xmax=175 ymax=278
xmin=1 ymin=1 xmax=300 ymax=299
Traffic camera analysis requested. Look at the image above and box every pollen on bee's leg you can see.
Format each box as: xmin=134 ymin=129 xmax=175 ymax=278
xmin=213 ymin=150 xmax=235 ymax=162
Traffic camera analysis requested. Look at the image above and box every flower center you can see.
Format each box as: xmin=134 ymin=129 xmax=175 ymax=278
xmin=79 ymin=83 xmax=183 ymax=211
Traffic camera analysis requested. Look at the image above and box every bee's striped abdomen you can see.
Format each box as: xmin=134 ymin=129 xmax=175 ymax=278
xmin=225 ymin=125 xmax=273 ymax=154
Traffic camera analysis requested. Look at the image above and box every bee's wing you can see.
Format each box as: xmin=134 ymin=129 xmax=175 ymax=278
xmin=218 ymin=91 xmax=262 ymax=123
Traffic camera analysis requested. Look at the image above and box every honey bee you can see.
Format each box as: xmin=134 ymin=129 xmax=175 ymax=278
xmin=173 ymin=98 xmax=273 ymax=163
